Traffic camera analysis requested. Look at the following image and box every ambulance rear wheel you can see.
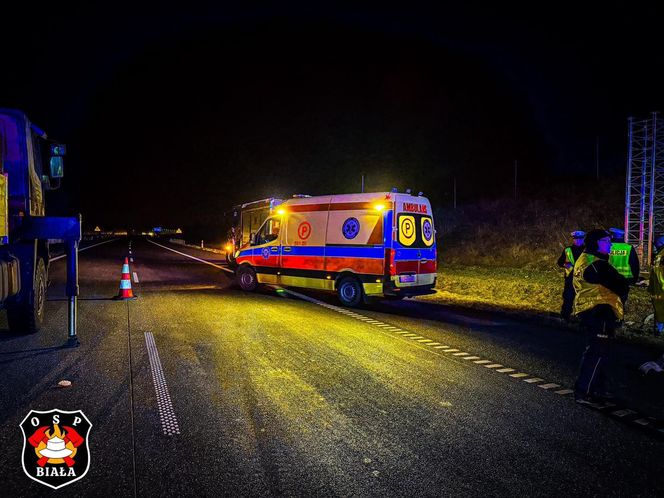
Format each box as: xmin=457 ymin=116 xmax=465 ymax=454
xmin=237 ymin=266 xmax=258 ymax=291
xmin=337 ymin=276 xmax=363 ymax=307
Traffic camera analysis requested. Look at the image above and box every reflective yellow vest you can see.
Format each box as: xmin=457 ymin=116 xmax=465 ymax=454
xmin=563 ymin=247 xmax=576 ymax=277
xmin=573 ymin=252 xmax=624 ymax=319
xmin=609 ymin=242 xmax=633 ymax=279
xmin=648 ymin=252 xmax=664 ymax=301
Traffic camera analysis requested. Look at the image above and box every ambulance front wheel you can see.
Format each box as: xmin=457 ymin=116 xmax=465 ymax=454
xmin=337 ymin=276 xmax=363 ymax=307
xmin=237 ymin=266 xmax=258 ymax=292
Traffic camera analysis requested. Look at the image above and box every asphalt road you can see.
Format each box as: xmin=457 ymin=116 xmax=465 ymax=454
xmin=0 ymin=237 xmax=662 ymax=497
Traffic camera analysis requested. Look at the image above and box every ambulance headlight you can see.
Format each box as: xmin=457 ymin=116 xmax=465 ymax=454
xmin=277 ymin=209 xmax=286 ymax=215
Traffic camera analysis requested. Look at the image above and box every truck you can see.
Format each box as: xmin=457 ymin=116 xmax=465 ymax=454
xmin=234 ymin=191 xmax=437 ymax=306
xmin=225 ymin=197 xmax=284 ymax=266
xmin=0 ymin=109 xmax=80 ymax=334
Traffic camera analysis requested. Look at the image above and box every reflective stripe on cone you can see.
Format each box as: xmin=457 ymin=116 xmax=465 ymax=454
xmin=116 ymin=256 xmax=136 ymax=299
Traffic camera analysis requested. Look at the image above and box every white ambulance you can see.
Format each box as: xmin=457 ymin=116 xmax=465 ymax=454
xmin=235 ymin=191 xmax=437 ymax=306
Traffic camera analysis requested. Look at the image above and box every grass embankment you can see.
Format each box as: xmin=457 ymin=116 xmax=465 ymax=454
xmin=429 ymin=178 xmax=662 ymax=346
xmin=427 ymin=264 xmax=651 ymax=325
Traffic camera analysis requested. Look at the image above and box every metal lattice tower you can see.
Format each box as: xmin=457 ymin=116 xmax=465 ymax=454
xmin=625 ymin=112 xmax=664 ymax=269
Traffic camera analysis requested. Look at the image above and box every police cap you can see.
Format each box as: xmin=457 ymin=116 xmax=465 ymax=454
xmin=570 ymin=230 xmax=585 ymax=239
xmin=609 ymin=227 xmax=625 ymax=240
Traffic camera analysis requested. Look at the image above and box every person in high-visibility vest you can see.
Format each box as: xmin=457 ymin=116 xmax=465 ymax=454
xmin=608 ymin=227 xmax=640 ymax=285
xmin=573 ymin=229 xmax=628 ymax=404
xmin=647 ymin=235 xmax=664 ymax=337
xmin=556 ymin=230 xmax=585 ymax=321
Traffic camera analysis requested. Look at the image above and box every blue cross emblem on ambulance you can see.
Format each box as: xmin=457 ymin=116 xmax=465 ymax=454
xmin=261 ymin=247 xmax=270 ymax=260
xmin=422 ymin=219 xmax=433 ymax=240
xmin=343 ymin=217 xmax=360 ymax=239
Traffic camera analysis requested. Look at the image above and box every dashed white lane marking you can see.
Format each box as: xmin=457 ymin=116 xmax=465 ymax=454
xmin=130 ymin=257 xmax=134 ymax=263
xmin=634 ymin=418 xmax=651 ymax=426
xmin=147 ymin=239 xmax=234 ymax=273
xmin=132 ymin=272 xmax=139 ymax=283
xmin=50 ymin=238 xmax=119 ymax=262
xmin=272 ymin=286 xmax=577 ymax=405
xmin=145 ymin=332 xmax=181 ymax=436
xmin=612 ymin=409 xmax=637 ymax=418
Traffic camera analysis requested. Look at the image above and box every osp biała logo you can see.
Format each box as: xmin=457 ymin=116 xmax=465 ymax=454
xmin=19 ymin=409 xmax=92 ymax=489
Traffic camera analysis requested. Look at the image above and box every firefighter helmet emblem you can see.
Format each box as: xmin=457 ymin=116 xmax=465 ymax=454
xmin=19 ymin=409 xmax=92 ymax=489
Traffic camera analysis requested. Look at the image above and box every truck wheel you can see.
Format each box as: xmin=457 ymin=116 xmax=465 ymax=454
xmin=337 ymin=276 xmax=363 ymax=307
xmin=7 ymin=258 xmax=47 ymax=334
xmin=237 ymin=265 xmax=258 ymax=291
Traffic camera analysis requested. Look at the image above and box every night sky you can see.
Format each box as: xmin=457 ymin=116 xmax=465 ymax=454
xmin=3 ymin=3 xmax=664 ymax=233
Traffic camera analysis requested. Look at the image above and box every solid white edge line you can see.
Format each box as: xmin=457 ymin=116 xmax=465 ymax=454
xmin=147 ymin=239 xmax=233 ymax=273
xmin=50 ymin=238 xmax=119 ymax=262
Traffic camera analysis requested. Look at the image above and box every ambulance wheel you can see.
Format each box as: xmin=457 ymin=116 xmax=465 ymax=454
xmin=237 ymin=265 xmax=258 ymax=291
xmin=7 ymin=258 xmax=47 ymax=334
xmin=337 ymin=276 xmax=363 ymax=307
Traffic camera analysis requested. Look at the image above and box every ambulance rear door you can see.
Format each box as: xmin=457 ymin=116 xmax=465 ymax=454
xmin=393 ymin=195 xmax=436 ymax=287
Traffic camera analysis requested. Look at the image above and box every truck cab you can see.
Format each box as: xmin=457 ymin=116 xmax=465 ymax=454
xmin=0 ymin=109 xmax=72 ymax=333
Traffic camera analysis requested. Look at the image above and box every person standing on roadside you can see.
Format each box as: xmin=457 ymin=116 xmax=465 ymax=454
xmin=608 ymin=227 xmax=640 ymax=286
xmin=647 ymin=235 xmax=664 ymax=337
xmin=557 ymin=230 xmax=585 ymax=321
xmin=573 ymin=229 xmax=629 ymax=403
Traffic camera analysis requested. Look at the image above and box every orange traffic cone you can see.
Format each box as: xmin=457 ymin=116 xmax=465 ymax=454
xmin=115 ymin=257 xmax=137 ymax=300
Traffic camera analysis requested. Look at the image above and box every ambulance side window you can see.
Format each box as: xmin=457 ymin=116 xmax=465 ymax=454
xmin=254 ymin=217 xmax=281 ymax=245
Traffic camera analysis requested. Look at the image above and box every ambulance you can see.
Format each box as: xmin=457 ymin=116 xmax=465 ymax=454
xmin=234 ymin=191 xmax=437 ymax=306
